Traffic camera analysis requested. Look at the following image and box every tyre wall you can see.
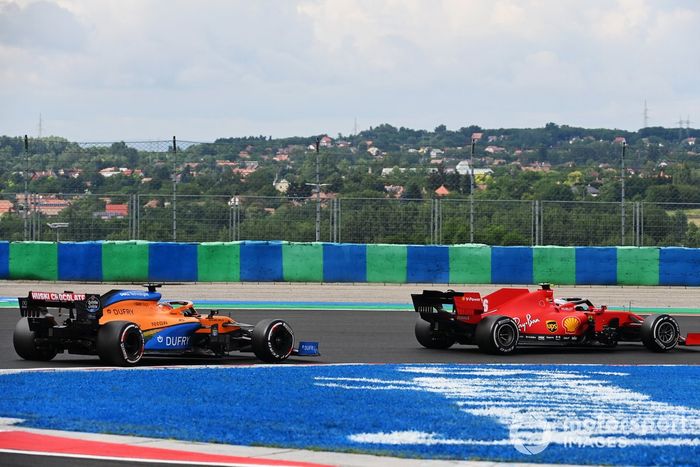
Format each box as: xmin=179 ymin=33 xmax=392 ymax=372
xmin=1 ymin=241 xmax=699 ymax=285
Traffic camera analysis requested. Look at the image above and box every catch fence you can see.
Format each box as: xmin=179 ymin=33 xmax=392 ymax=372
xmin=2 ymin=193 xmax=698 ymax=247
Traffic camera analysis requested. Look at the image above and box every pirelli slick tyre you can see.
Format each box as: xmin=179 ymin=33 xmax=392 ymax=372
xmin=415 ymin=318 xmax=455 ymax=349
xmin=13 ymin=318 xmax=57 ymax=361
xmin=97 ymin=321 xmax=145 ymax=366
xmin=476 ymin=315 xmax=519 ymax=355
xmin=252 ymin=319 xmax=295 ymax=363
xmin=641 ymin=314 xmax=680 ymax=352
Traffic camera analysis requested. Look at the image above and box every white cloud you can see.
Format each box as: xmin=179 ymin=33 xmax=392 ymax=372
xmin=0 ymin=0 xmax=698 ymax=140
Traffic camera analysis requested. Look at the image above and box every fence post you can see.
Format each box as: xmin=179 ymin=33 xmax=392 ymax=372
xmin=329 ymin=198 xmax=339 ymax=243
xmin=430 ymin=198 xmax=442 ymax=245
xmin=337 ymin=198 xmax=341 ymax=243
xmin=172 ymin=137 xmax=177 ymax=242
xmin=430 ymin=199 xmax=435 ymax=244
xmin=639 ymin=202 xmax=644 ymax=246
xmin=620 ymin=142 xmax=626 ymax=246
xmin=136 ymin=194 xmax=141 ymax=239
xmin=23 ymin=135 xmax=29 ymax=241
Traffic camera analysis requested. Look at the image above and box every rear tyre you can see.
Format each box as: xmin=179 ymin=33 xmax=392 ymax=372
xmin=252 ymin=319 xmax=295 ymax=363
xmin=476 ymin=315 xmax=519 ymax=355
xmin=415 ymin=318 xmax=455 ymax=349
xmin=97 ymin=321 xmax=144 ymax=366
xmin=13 ymin=318 xmax=57 ymax=361
xmin=641 ymin=314 xmax=680 ymax=352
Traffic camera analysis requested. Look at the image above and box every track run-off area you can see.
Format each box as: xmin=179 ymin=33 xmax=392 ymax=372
xmin=0 ymin=282 xmax=699 ymax=466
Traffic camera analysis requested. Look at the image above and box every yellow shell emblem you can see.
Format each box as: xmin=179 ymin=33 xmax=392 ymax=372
xmin=562 ymin=316 xmax=580 ymax=333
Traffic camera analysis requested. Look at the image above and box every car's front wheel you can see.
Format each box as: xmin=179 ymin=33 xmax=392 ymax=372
xmin=97 ymin=321 xmax=144 ymax=366
xmin=641 ymin=314 xmax=680 ymax=352
xmin=252 ymin=319 xmax=295 ymax=363
xmin=475 ymin=315 xmax=519 ymax=355
xmin=13 ymin=318 xmax=57 ymax=361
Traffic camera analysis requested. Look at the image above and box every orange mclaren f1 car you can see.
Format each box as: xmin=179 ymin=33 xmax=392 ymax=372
xmin=412 ymin=284 xmax=700 ymax=354
xmin=14 ymin=285 xmax=319 ymax=366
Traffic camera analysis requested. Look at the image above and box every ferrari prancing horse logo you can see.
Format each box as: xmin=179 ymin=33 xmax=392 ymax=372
xmin=546 ymin=320 xmax=558 ymax=333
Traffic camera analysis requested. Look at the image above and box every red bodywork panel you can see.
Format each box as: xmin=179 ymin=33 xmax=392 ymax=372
xmin=454 ymin=287 xmax=645 ymax=337
xmin=685 ymin=333 xmax=700 ymax=346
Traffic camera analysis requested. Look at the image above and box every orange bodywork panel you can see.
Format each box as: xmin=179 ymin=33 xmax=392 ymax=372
xmin=100 ymin=299 xmax=239 ymax=334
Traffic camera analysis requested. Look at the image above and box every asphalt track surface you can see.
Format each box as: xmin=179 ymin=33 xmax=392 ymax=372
xmin=2 ymin=283 xmax=700 ymax=467
xmin=2 ymin=307 xmax=700 ymax=367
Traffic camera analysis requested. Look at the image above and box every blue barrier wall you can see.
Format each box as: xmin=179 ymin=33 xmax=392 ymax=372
xmin=4 ymin=241 xmax=700 ymax=285
xmin=0 ymin=241 xmax=8 ymax=279
xmin=491 ymin=246 xmax=533 ymax=284
xmin=241 ymin=241 xmax=283 ymax=282
xmin=148 ymin=242 xmax=198 ymax=282
xmin=58 ymin=242 xmax=102 ymax=281
xmin=575 ymin=247 xmax=617 ymax=285
xmin=407 ymin=246 xmax=449 ymax=283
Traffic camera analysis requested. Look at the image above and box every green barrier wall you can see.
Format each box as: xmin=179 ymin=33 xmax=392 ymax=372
xmin=366 ymin=244 xmax=407 ymax=283
xmin=617 ymin=247 xmax=660 ymax=285
xmin=9 ymin=242 xmax=58 ymax=280
xmin=449 ymin=245 xmax=491 ymax=283
xmin=282 ymin=243 xmax=323 ymax=282
xmin=533 ymin=246 xmax=576 ymax=285
xmin=102 ymin=241 xmax=150 ymax=282
xmin=198 ymin=242 xmax=240 ymax=282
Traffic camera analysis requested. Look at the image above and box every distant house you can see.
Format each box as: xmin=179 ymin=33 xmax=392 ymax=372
xmin=31 ymin=195 xmax=71 ymax=216
xmin=455 ymin=161 xmax=494 ymax=176
xmin=273 ymin=154 xmax=289 ymax=162
xmin=273 ymin=179 xmax=290 ymax=193
xmin=319 ymin=135 xmax=334 ymax=147
xmin=58 ymin=168 xmax=82 ymax=178
xmin=471 ymin=132 xmax=483 ymax=141
xmin=614 ymin=136 xmax=626 ymax=144
xmin=99 ymin=167 xmax=133 ymax=177
xmin=106 ymin=203 xmax=128 ymax=217
xmin=94 ymin=203 xmax=129 ymax=220
xmin=484 ymin=146 xmax=506 ymax=154
xmin=232 ymin=167 xmax=257 ymax=178
xmin=586 ymin=185 xmax=600 ymax=197
xmin=384 ymin=185 xmax=404 ymax=198
xmin=0 ymin=200 xmax=12 ymax=215
xmin=434 ymin=185 xmax=450 ymax=197
xmin=367 ymin=147 xmax=382 ymax=157
xmin=31 ymin=170 xmax=56 ymax=180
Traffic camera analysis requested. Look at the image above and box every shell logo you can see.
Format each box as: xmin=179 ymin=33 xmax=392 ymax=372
xmin=562 ymin=316 xmax=581 ymax=334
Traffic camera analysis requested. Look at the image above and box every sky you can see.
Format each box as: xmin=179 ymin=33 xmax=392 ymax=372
xmin=1 ymin=0 xmax=698 ymax=141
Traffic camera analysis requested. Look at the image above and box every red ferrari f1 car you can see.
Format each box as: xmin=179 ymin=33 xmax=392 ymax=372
xmin=14 ymin=284 xmax=319 ymax=366
xmin=412 ymin=284 xmax=700 ymax=354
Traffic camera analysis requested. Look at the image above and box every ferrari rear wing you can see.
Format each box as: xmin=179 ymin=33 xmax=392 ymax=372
xmin=411 ymin=290 xmax=464 ymax=314
xmin=19 ymin=291 xmax=103 ymax=323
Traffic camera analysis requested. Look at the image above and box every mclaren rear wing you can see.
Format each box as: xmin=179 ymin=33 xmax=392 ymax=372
xmin=19 ymin=291 xmax=103 ymax=323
